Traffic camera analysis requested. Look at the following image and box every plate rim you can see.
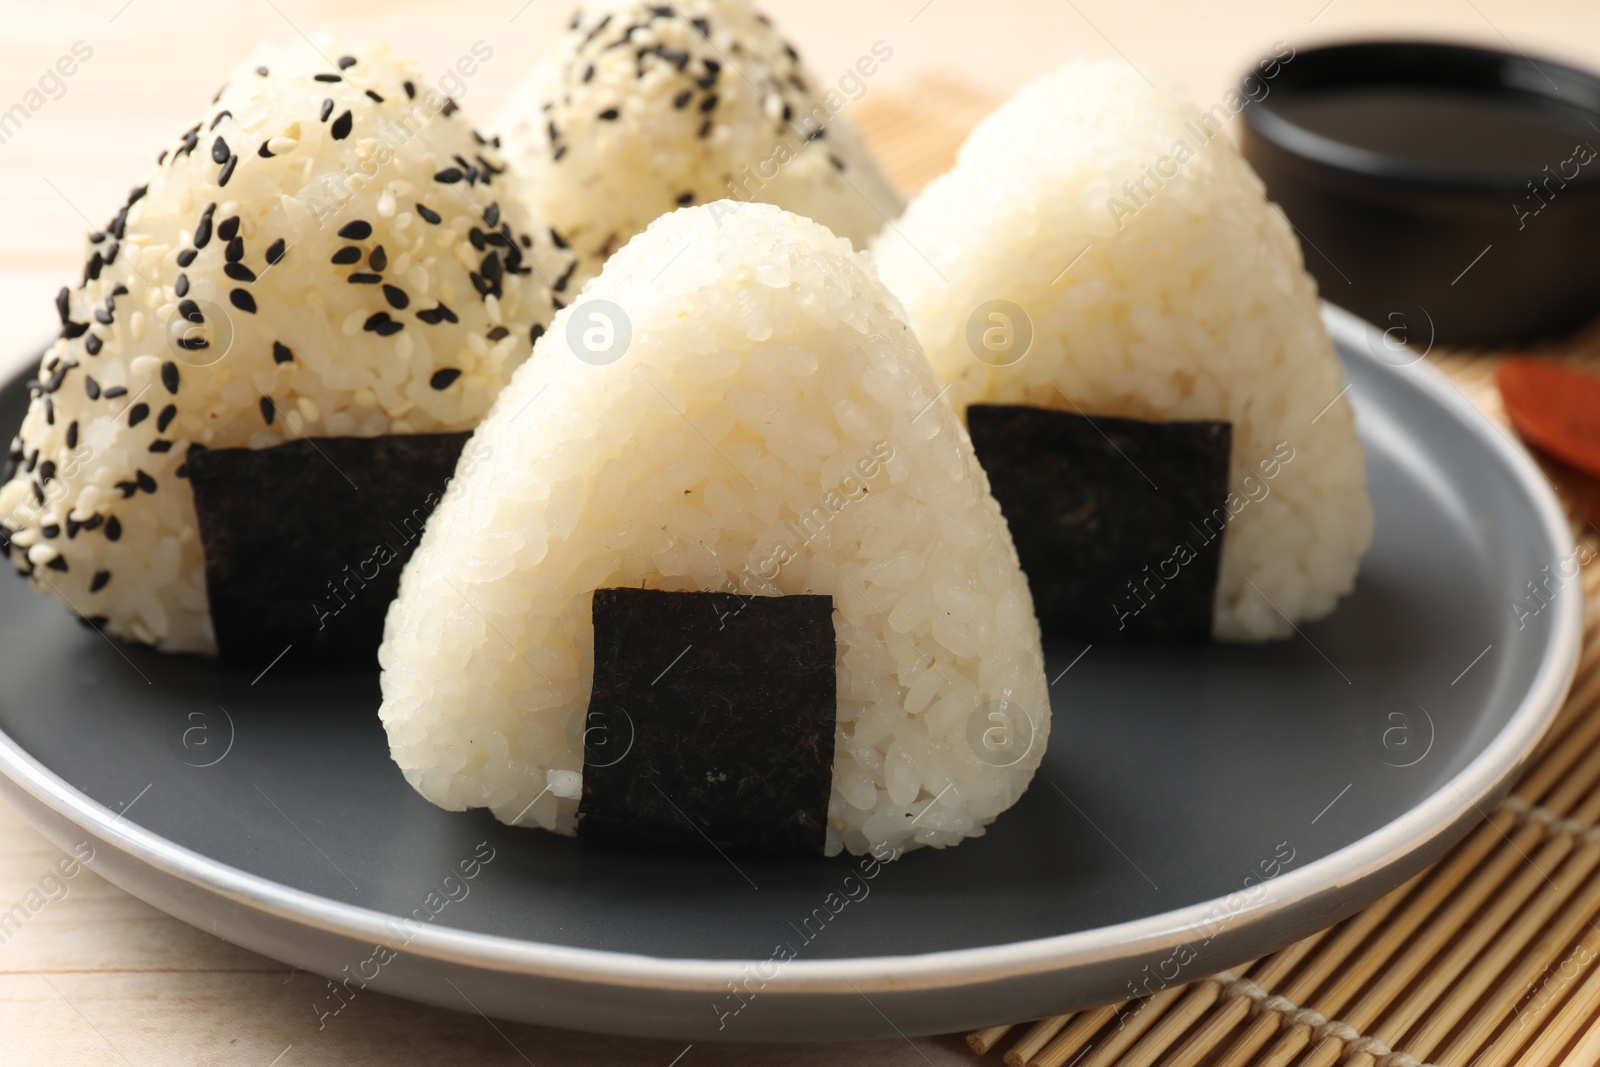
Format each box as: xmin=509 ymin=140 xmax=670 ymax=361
xmin=0 ymin=304 xmax=1583 ymax=1002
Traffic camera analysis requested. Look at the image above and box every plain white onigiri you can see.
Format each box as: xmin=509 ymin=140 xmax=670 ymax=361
xmin=0 ymin=40 xmax=567 ymax=653
xmin=378 ymin=201 xmax=1050 ymax=858
xmin=873 ymin=61 xmax=1373 ymax=641
xmin=496 ymin=0 xmax=903 ymax=291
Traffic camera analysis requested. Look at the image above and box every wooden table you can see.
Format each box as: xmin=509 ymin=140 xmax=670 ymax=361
xmin=3 ymin=1 xmax=1600 ymax=1063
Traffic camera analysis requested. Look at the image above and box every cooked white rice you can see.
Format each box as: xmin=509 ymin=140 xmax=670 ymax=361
xmin=379 ymin=201 xmax=1049 ymax=858
xmin=496 ymin=0 xmax=903 ymax=292
xmin=0 ymin=40 xmax=566 ymax=654
xmin=872 ymin=62 xmax=1373 ymax=641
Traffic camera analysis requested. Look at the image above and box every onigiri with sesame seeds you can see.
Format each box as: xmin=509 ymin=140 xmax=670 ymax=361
xmin=496 ymin=0 xmax=904 ymax=292
xmin=873 ymin=61 xmax=1373 ymax=642
xmin=378 ymin=200 xmax=1049 ymax=859
xmin=0 ymin=39 xmax=570 ymax=656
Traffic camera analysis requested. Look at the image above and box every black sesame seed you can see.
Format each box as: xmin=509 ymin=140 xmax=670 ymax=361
xmin=692 ymin=16 xmax=710 ymax=35
xmin=66 ymin=422 xmax=78 ymax=448
xmin=94 ymin=307 xmax=114 ymax=326
xmin=331 ymin=110 xmax=353 ymax=140
xmin=320 ymin=98 xmax=335 ymax=122
xmin=258 ymin=141 xmax=275 ymax=158
xmin=699 ymin=94 xmax=718 ymax=112
xmin=211 ymin=136 xmax=230 ymax=164
xmin=676 ymin=191 xmax=694 ymax=205
xmin=365 ymin=90 xmax=384 ymax=103
xmin=61 ymin=321 xmax=89 ymax=341
xmin=219 ymin=155 xmax=238 ymax=186
xmin=430 ymin=368 xmax=462 ymax=389
xmin=550 ymin=227 xmax=569 ymax=250
xmin=256 ymin=66 xmax=269 ymax=76
xmin=382 ymin=285 xmax=409 ymax=309
xmin=85 ymin=376 xmax=100 ymax=400
xmin=194 ymin=205 xmax=216 ymax=249
xmin=434 ymin=167 xmax=464 ymax=184
xmin=230 ymin=289 xmax=257 ymax=313
xmin=552 ymin=260 xmax=576 ymax=293
xmin=128 ymin=402 xmax=149 ymax=426
xmin=598 ymin=107 xmax=620 ymax=121
xmin=84 ymin=252 xmax=104 ymax=284
xmin=530 ymin=323 xmax=546 ymax=344
xmin=347 ymin=273 xmax=382 ymax=285
xmin=260 ymin=396 xmax=276 ymax=424
xmin=161 ymin=361 xmax=180 ymax=394
xmin=31 ymin=482 xmax=43 ymax=505
xmin=552 ymin=145 xmax=567 ymax=162
xmin=149 ymin=439 xmax=173 ymax=453
xmin=41 ymin=524 xmax=59 ymax=539
xmin=368 ymin=246 xmax=387 ymax=271
xmin=697 ymin=118 xmax=712 ymax=138
xmin=265 ymin=238 xmax=286 ymax=265
xmin=103 ymin=385 xmax=127 ymax=399
xmin=157 ymin=405 xmax=177 ymax=432
xmin=416 ymin=203 xmax=441 ymax=224
xmin=469 ymin=228 xmax=487 ymax=252
xmin=828 ymin=154 xmax=846 ymax=172
xmin=225 ymin=237 xmax=244 ymax=263
xmin=174 ymin=273 xmax=190 ymax=297
xmin=178 ymin=299 xmax=201 ymax=321
xmin=225 ymin=262 xmax=256 ymax=283
xmin=440 ymin=98 xmax=458 ymax=117
xmin=338 ymin=220 xmax=372 ymax=240
xmin=484 ymin=202 xmax=501 ymax=228
xmin=338 ymin=55 xmax=357 ymax=69
xmin=104 ymin=516 xmax=121 ymax=541
xmin=331 ymin=246 xmax=362 ymax=265
xmin=177 ymin=249 xmax=198 ymax=268
xmin=487 ymin=326 xmax=510 ymax=341
xmin=314 ymin=73 xmax=342 ymax=83
xmin=45 ymin=555 xmax=67 ymax=572
xmin=218 ymin=216 xmax=240 ymax=241
xmin=135 ymin=470 xmax=156 ymax=494
xmin=90 ymin=570 xmax=110 ymax=592
xmin=210 ymin=111 xmax=231 ymax=130
xmin=39 ymin=460 xmax=56 ymax=483
xmin=104 ymin=241 xmax=119 ymax=266
xmin=403 ymin=80 xmax=416 ymax=99
xmin=272 ymin=341 xmax=294 ymax=364
xmin=583 ymin=64 xmax=595 ymax=82
xmin=55 ymin=287 xmax=70 ymax=324
xmin=43 ymin=398 xmax=53 ymax=424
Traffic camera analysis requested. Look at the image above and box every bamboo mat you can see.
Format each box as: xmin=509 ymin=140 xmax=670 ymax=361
xmin=851 ymin=78 xmax=1600 ymax=1067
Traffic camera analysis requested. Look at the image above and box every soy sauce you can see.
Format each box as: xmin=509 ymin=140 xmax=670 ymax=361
xmin=1273 ymin=86 xmax=1597 ymax=175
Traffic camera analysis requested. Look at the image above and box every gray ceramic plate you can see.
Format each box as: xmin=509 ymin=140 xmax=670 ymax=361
xmin=0 ymin=306 xmax=1581 ymax=1042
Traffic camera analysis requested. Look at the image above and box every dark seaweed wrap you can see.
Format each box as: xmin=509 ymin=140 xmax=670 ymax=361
xmin=966 ymin=405 xmax=1232 ymax=641
xmin=186 ymin=432 xmax=469 ymax=662
xmin=578 ymin=587 xmax=837 ymax=855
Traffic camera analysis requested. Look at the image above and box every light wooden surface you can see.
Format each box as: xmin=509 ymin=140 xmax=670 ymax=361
xmin=3 ymin=1 xmax=1600 ymax=1064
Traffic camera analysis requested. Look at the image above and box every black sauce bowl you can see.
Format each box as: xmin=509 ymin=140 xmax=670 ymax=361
xmin=1240 ymin=40 xmax=1600 ymax=345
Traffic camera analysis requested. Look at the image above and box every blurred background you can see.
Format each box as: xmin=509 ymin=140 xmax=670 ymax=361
xmin=3 ymin=0 xmax=1600 ymax=364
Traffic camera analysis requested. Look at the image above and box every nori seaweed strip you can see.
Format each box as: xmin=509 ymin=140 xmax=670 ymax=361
xmin=186 ymin=433 xmax=469 ymax=661
xmin=965 ymin=405 xmax=1232 ymax=641
xmin=578 ymin=588 xmax=836 ymax=855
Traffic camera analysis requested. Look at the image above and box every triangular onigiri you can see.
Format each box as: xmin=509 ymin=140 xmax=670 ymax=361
xmin=874 ymin=62 xmax=1372 ymax=641
xmin=379 ymin=201 xmax=1048 ymax=858
xmin=497 ymin=0 xmax=903 ymax=291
